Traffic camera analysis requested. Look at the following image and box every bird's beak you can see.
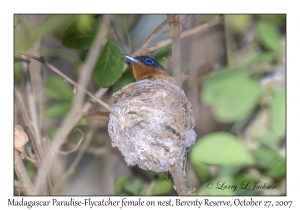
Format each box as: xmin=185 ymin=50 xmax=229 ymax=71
xmin=122 ymin=54 xmax=139 ymax=63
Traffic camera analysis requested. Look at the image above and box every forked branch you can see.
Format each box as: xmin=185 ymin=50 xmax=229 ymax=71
xmin=15 ymin=52 xmax=114 ymax=114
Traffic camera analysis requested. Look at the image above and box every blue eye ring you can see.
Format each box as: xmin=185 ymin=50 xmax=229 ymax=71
xmin=145 ymin=58 xmax=153 ymax=65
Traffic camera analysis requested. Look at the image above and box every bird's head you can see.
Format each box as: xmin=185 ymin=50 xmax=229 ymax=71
xmin=123 ymin=54 xmax=170 ymax=81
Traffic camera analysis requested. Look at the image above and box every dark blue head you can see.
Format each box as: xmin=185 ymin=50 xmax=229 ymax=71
xmin=123 ymin=54 xmax=166 ymax=71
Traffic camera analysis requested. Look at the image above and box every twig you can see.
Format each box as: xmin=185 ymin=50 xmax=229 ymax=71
xmin=25 ymin=155 xmax=37 ymax=164
xmin=20 ymin=55 xmax=42 ymax=146
xmin=168 ymin=15 xmax=182 ymax=87
xmin=148 ymin=17 xmax=223 ymax=53
xmin=14 ymin=150 xmax=35 ymax=195
xmin=14 ymin=180 xmax=22 ymax=195
xmin=52 ymin=130 xmax=93 ymax=194
xmin=65 ymin=142 xmax=107 ymax=156
xmin=122 ymin=17 xmax=222 ymax=73
xmin=33 ymin=16 xmax=111 ymax=194
xmin=15 ymin=52 xmax=113 ymax=113
xmin=14 ymin=87 xmax=43 ymax=165
xmin=133 ymin=17 xmax=171 ymax=57
xmin=21 ymin=55 xmax=52 ymax=195
xmin=83 ymin=111 xmax=110 ymax=121
xmin=120 ymin=17 xmax=171 ymax=72
xmin=15 ymin=87 xmax=51 ymax=194
xmin=168 ymin=162 xmax=195 ymax=196
xmin=58 ymin=128 xmax=84 ymax=155
xmin=85 ymin=146 xmax=107 ymax=156
xmin=26 ymin=146 xmax=35 ymax=159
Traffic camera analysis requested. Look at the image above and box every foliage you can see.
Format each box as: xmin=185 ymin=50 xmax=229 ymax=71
xmin=190 ymin=14 xmax=286 ymax=196
xmin=93 ymin=40 xmax=124 ymax=87
xmin=201 ymin=69 xmax=261 ymax=122
xmin=14 ymin=14 xmax=286 ymax=196
xmin=115 ymin=175 xmax=147 ymax=196
xmin=190 ymin=132 xmax=253 ymax=166
xmin=61 ymin=15 xmax=101 ymax=50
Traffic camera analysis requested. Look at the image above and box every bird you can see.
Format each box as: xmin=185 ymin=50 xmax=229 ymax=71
xmin=85 ymin=54 xmax=174 ymax=121
xmin=123 ymin=54 xmax=176 ymax=82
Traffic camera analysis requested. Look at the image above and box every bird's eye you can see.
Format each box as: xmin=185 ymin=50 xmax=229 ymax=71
xmin=145 ymin=58 xmax=154 ymax=65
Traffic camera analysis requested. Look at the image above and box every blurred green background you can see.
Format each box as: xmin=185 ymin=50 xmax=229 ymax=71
xmin=14 ymin=14 xmax=286 ymax=195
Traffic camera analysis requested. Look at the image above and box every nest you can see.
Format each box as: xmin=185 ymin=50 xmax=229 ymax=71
xmin=108 ymin=79 xmax=196 ymax=172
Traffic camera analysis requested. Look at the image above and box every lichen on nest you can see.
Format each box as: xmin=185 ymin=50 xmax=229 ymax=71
xmin=108 ymin=78 xmax=196 ymax=172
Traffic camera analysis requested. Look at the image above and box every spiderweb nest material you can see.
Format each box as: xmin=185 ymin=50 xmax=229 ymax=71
xmin=108 ymin=79 xmax=196 ymax=172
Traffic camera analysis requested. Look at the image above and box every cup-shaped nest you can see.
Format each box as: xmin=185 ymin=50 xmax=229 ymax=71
xmin=108 ymin=79 xmax=196 ymax=172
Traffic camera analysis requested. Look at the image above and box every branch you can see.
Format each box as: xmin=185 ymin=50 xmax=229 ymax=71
xmin=58 ymin=128 xmax=84 ymax=155
xmin=121 ymin=17 xmax=222 ymax=73
xmin=52 ymin=130 xmax=94 ymax=194
xmin=120 ymin=17 xmax=171 ymax=72
xmin=25 ymin=155 xmax=37 ymax=164
xmin=21 ymin=55 xmax=52 ymax=195
xmin=15 ymin=87 xmax=53 ymax=194
xmin=148 ymin=17 xmax=223 ymax=53
xmin=168 ymin=162 xmax=195 ymax=196
xmin=15 ymin=52 xmax=113 ymax=113
xmin=133 ymin=17 xmax=171 ymax=57
xmin=14 ymin=150 xmax=35 ymax=195
xmin=20 ymin=56 xmax=42 ymax=146
xmin=33 ymin=15 xmax=111 ymax=195
xmin=14 ymin=87 xmax=43 ymax=165
xmin=168 ymin=15 xmax=182 ymax=87
xmin=83 ymin=111 xmax=110 ymax=121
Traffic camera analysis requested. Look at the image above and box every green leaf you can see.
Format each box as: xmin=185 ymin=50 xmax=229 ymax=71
xmin=202 ymin=68 xmax=240 ymax=104
xmin=15 ymin=15 xmax=74 ymax=50
xmin=115 ymin=175 xmax=130 ymax=194
xmin=254 ymin=131 xmax=281 ymax=150
xmin=113 ymin=69 xmax=135 ymax=92
xmin=151 ymin=179 xmax=173 ymax=195
xmin=123 ymin=179 xmax=144 ymax=195
xmin=270 ymin=88 xmax=286 ymax=137
xmin=202 ymin=70 xmax=261 ymax=123
xmin=234 ymin=175 xmax=259 ymax=195
xmin=200 ymin=15 xmax=220 ymax=22
xmin=258 ymin=15 xmax=286 ymax=27
xmin=93 ymin=40 xmax=124 ymax=87
xmin=256 ymin=20 xmax=281 ymax=53
xmin=61 ymin=17 xmax=100 ymax=50
xmin=14 ymin=61 xmax=22 ymax=83
xmin=154 ymin=46 xmax=171 ymax=60
xmin=196 ymin=176 xmax=236 ymax=195
xmin=227 ymin=15 xmax=252 ymax=33
xmin=153 ymin=46 xmax=171 ymax=70
xmin=24 ymin=160 xmax=37 ymax=180
xmin=190 ymin=132 xmax=253 ymax=166
xmin=214 ymin=78 xmax=260 ymax=122
xmin=44 ymin=103 xmax=71 ymax=119
xmin=115 ymin=15 xmax=141 ymax=32
xmin=264 ymin=158 xmax=286 ymax=179
xmin=190 ymin=156 xmax=212 ymax=182
xmin=45 ymin=76 xmax=74 ymax=101
xmin=77 ymin=15 xmax=95 ymax=31
xmin=253 ymin=146 xmax=282 ymax=169
xmin=14 ymin=61 xmax=22 ymax=76
xmin=115 ymin=176 xmax=146 ymax=196
xmin=139 ymin=187 xmax=147 ymax=196
xmin=242 ymin=53 xmax=275 ymax=71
